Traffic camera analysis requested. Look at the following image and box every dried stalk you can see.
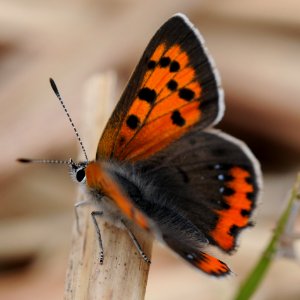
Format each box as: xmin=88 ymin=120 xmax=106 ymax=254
xmin=64 ymin=72 xmax=152 ymax=300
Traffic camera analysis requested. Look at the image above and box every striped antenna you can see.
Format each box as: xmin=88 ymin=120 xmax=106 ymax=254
xmin=49 ymin=78 xmax=88 ymax=162
xmin=17 ymin=158 xmax=72 ymax=165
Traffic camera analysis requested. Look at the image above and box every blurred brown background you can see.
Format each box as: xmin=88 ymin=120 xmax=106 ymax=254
xmin=1 ymin=0 xmax=300 ymax=299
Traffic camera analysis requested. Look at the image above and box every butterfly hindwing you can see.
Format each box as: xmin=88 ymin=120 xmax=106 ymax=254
xmin=92 ymin=129 xmax=261 ymax=275
xmin=97 ymin=14 xmax=223 ymax=161
xmin=134 ymin=129 xmax=261 ymax=253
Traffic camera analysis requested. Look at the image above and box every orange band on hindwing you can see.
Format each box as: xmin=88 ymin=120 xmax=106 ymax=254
xmin=196 ymin=252 xmax=230 ymax=276
xmin=210 ymin=167 xmax=255 ymax=251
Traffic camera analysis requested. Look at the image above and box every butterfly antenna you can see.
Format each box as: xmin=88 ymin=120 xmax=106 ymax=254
xmin=49 ymin=78 xmax=89 ymax=162
xmin=17 ymin=158 xmax=73 ymax=165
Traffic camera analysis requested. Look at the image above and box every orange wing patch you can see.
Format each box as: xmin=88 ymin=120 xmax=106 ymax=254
xmin=110 ymin=43 xmax=202 ymax=161
xmin=197 ymin=252 xmax=231 ymax=276
xmin=186 ymin=251 xmax=231 ymax=276
xmin=121 ymin=101 xmax=201 ymax=160
xmin=86 ymin=162 xmax=150 ymax=231
xmin=210 ymin=167 xmax=255 ymax=252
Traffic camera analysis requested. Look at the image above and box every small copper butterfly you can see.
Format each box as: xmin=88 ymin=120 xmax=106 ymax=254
xmin=19 ymin=13 xmax=262 ymax=276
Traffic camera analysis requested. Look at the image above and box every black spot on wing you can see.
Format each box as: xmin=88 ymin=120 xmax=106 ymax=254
xmin=170 ymin=60 xmax=180 ymax=72
xmin=167 ymin=79 xmax=178 ymax=91
xmin=241 ymin=209 xmax=251 ymax=217
xmin=138 ymin=88 xmax=157 ymax=104
xmin=247 ymin=192 xmax=255 ymax=201
xmin=171 ymin=110 xmax=185 ymax=127
xmin=246 ymin=176 xmax=254 ymax=185
xmin=159 ymin=56 xmax=171 ymax=67
xmin=218 ymin=200 xmax=230 ymax=210
xmin=217 ymin=174 xmax=234 ymax=182
xmin=229 ymin=225 xmax=240 ymax=237
xmin=219 ymin=186 xmax=235 ymax=196
xmin=147 ymin=60 xmax=156 ymax=69
xmin=179 ymin=88 xmax=195 ymax=101
xmin=126 ymin=115 xmax=140 ymax=130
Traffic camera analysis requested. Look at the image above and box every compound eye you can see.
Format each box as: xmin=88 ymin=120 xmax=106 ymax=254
xmin=76 ymin=168 xmax=86 ymax=182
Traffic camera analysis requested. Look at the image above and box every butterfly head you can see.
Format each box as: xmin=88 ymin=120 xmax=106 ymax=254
xmin=68 ymin=159 xmax=88 ymax=184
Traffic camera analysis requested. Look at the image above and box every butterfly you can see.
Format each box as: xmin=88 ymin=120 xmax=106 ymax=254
xmin=19 ymin=13 xmax=262 ymax=277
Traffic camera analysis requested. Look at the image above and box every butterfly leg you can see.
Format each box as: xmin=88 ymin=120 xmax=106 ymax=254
xmin=74 ymin=200 xmax=92 ymax=234
xmin=121 ymin=220 xmax=151 ymax=264
xmin=91 ymin=211 xmax=104 ymax=264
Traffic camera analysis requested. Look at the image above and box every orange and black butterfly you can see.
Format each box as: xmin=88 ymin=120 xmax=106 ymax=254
xmin=19 ymin=14 xmax=262 ymax=276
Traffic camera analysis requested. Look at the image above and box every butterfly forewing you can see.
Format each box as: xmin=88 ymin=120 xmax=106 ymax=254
xmin=97 ymin=14 xmax=223 ymax=162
